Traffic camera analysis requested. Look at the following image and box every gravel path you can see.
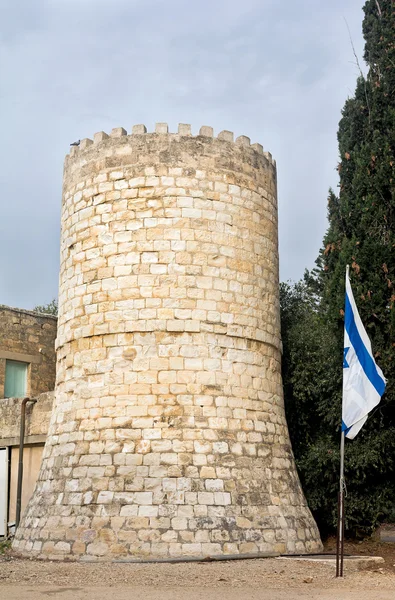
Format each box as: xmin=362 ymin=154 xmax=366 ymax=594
xmin=1 ymin=554 xmax=394 ymax=599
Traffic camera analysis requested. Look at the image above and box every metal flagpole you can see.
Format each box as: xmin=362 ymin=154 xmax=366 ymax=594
xmin=336 ymin=264 xmax=348 ymax=577
xmin=336 ymin=430 xmax=345 ymax=577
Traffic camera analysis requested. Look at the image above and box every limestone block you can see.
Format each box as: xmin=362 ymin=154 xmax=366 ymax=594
xmin=132 ymin=124 xmax=147 ymax=134
xmin=80 ymin=138 xmax=93 ymax=150
xmin=178 ymin=124 xmax=192 ymax=136
xmin=251 ymin=143 xmax=264 ymax=154
xmin=264 ymin=151 xmax=273 ymax=162
xmin=111 ymin=128 xmax=127 ymax=138
xmin=199 ymin=126 xmax=214 ymax=137
xmin=218 ymin=130 xmax=234 ymax=142
xmin=93 ymin=132 xmax=109 ymax=145
xmin=236 ymin=135 xmax=251 ymax=147
xmin=155 ymin=123 xmax=168 ymax=134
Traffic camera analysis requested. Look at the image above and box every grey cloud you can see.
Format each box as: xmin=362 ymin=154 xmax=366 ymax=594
xmin=0 ymin=0 xmax=365 ymax=307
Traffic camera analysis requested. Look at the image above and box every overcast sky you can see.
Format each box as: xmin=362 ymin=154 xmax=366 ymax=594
xmin=0 ymin=0 xmax=366 ymax=309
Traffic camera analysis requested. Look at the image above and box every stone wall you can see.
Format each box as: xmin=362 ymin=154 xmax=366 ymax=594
xmin=14 ymin=123 xmax=322 ymax=560
xmin=0 ymin=392 xmax=54 ymax=446
xmin=0 ymin=306 xmax=57 ymax=399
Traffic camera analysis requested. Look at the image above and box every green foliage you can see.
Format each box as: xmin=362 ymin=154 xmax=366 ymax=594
xmin=282 ymin=0 xmax=395 ymax=537
xmin=280 ymin=279 xmax=342 ymax=535
xmin=281 ymin=276 xmax=395 ymax=536
xmin=0 ymin=539 xmax=11 ymax=555
xmin=33 ymin=298 xmax=58 ymax=316
xmin=280 ymin=279 xmax=340 ymax=455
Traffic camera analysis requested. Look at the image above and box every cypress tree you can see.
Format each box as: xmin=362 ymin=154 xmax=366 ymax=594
xmin=320 ymin=0 xmax=395 ymax=533
xmin=283 ymin=0 xmax=395 ymax=535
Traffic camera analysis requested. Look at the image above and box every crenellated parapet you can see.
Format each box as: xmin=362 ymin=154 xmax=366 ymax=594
xmin=66 ymin=123 xmax=275 ymax=167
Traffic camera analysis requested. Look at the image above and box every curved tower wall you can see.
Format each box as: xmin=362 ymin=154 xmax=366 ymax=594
xmin=14 ymin=123 xmax=322 ymax=560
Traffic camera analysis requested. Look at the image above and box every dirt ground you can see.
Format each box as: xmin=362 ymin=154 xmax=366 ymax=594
xmin=1 ymin=539 xmax=395 ymax=600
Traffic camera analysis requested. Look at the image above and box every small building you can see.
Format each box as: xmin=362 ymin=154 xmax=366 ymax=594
xmin=0 ymin=306 xmax=56 ymax=537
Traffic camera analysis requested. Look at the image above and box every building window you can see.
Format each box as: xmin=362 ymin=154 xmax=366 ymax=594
xmin=4 ymin=360 xmax=28 ymax=398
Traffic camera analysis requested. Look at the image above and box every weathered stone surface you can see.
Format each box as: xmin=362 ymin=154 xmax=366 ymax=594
xmin=111 ymin=128 xmax=127 ymax=138
xmin=0 ymin=392 xmax=54 ymax=444
xmin=94 ymin=131 xmax=109 ymax=144
xmin=218 ymin=130 xmax=234 ymax=142
xmin=80 ymin=139 xmax=93 ymax=150
xmin=236 ymin=135 xmax=250 ymax=147
xmin=199 ymin=126 xmax=214 ymax=137
xmin=251 ymin=143 xmax=264 ymax=155
xmin=14 ymin=126 xmax=322 ymax=561
xmin=132 ymin=125 xmax=147 ymax=135
xmin=178 ymin=124 xmax=192 ymax=136
xmin=155 ymin=123 xmax=168 ymax=134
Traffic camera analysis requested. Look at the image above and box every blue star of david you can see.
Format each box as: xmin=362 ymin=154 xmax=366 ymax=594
xmin=343 ymin=347 xmax=350 ymax=368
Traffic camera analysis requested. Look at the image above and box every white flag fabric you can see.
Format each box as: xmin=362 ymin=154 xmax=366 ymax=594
xmin=342 ymin=270 xmax=386 ymax=439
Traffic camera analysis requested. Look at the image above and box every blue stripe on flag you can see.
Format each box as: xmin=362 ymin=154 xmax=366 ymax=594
xmin=345 ymin=292 xmax=385 ymax=397
xmin=341 ymin=420 xmax=351 ymax=434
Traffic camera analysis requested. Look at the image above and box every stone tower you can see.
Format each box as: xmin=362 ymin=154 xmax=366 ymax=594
xmin=14 ymin=123 xmax=322 ymax=560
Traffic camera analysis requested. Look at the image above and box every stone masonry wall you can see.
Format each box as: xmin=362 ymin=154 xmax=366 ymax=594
xmin=14 ymin=123 xmax=322 ymax=560
xmin=0 ymin=392 xmax=54 ymax=445
xmin=0 ymin=306 xmax=57 ymax=399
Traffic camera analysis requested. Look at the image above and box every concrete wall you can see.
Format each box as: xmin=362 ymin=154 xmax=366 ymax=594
xmin=0 ymin=306 xmax=57 ymax=399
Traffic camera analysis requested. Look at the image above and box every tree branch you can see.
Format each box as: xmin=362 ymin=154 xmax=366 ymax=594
xmin=344 ymin=18 xmax=371 ymax=126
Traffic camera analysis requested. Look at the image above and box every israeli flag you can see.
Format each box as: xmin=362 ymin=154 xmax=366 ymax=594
xmin=342 ymin=269 xmax=386 ymax=439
